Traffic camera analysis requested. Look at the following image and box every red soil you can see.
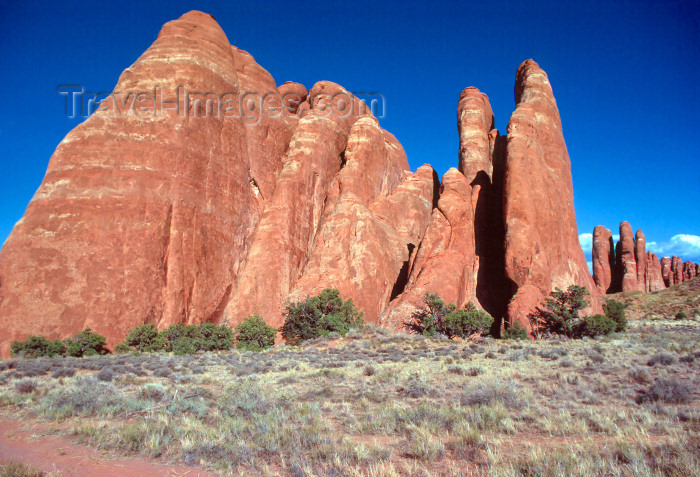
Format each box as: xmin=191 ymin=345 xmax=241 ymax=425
xmin=0 ymin=417 xmax=216 ymax=477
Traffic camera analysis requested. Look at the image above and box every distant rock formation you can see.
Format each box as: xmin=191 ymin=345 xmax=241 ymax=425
xmin=0 ymin=12 xmax=601 ymax=353
xmin=592 ymin=221 xmax=697 ymax=295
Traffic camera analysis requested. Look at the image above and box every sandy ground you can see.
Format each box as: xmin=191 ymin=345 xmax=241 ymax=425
xmin=0 ymin=417 xmax=216 ymax=477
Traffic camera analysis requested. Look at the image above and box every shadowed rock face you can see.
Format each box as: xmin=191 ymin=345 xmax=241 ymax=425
xmin=592 ymin=226 xmax=614 ymax=294
xmin=0 ymin=12 xmax=604 ymax=352
xmin=635 ymin=230 xmax=646 ymax=292
xmin=502 ymin=59 xmax=600 ymax=329
xmin=379 ymin=168 xmax=479 ymax=329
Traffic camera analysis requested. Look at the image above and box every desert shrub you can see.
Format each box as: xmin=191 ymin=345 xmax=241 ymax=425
xmin=675 ymin=311 xmax=687 ymax=320
xmin=152 ymin=367 xmax=173 ymax=377
xmin=195 ymin=322 xmax=235 ymax=352
xmin=234 ymin=315 xmax=277 ymax=351
xmin=461 ymin=381 xmax=525 ymax=408
xmin=628 ymin=366 xmax=652 ymax=384
xmin=114 ymin=342 xmax=132 ymax=354
xmin=188 ymin=364 xmax=204 ymax=374
xmin=603 ymin=299 xmax=627 ymax=332
xmin=151 ymin=323 xmax=191 ymax=352
xmin=0 ymin=460 xmax=51 ymax=477
xmin=0 ymin=361 xmax=15 ymax=372
xmin=444 ymin=303 xmax=493 ymax=339
xmin=407 ymin=293 xmax=492 ymax=339
xmin=281 ymin=288 xmax=364 ymax=345
xmin=64 ymin=328 xmax=109 ymax=357
xmin=96 ymin=367 xmax=114 ymax=382
xmin=406 ymin=293 xmax=454 ymax=337
xmin=647 ymin=353 xmax=677 ymax=366
xmin=41 ymin=376 xmax=135 ymax=417
xmin=10 ymin=335 xmax=65 ymax=358
xmin=15 ymin=378 xmax=39 ymax=394
xmin=122 ymin=324 xmax=162 ymax=352
xmin=466 ymin=366 xmax=484 ymax=377
xmin=400 ymin=373 xmax=432 ymax=398
xmin=579 ymin=314 xmax=616 ymax=338
xmin=529 ymin=285 xmax=590 ymax=338
xmin=16 ymin=361 xmax=51 ymax=377
xmin=636 ymin=379 xmax=693 ymax=404
xmin=156 ymin=322 xmax=234 ymax=354
xmin=405 ymin=426 xmax=445 ymax=462
xmin=503 ymin=322 xmax=530 ymax=340
xmin=52 ymin=367 xmax=76 ymax=378
xmin=218 ymin=380 xmax=271 ymax=416
xmin=139 ymin=382 xmax=167 ymax=401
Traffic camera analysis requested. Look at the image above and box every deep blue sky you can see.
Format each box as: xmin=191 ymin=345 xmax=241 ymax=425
xmin=1 ymin=0 xmax=699 ymax=265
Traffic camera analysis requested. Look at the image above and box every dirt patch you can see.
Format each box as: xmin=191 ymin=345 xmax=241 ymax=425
xmin=0 ymin=417 xmax=215 ymax=477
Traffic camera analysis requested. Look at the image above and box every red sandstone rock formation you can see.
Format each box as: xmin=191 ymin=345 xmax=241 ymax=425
xmin=379 ymin=168 xmax=479 ymax=329
xmin=0 ymin=12 xmax=613 ymax=351
xmin=645 ymin=252 xmax=665 ymax=292
xmin=277 ymin=82 xmax=308 ymax=114
xmin=661 ymin=257 xmax=673 ymax=287
xmin=285 ymin=120 xmax=435 ymax=325
xmin=635 ymin=230 xmax=646 ymax=292
xmin=502 ymin=60 xmax=600 ymax=329
xmin=672 ymin=256 xmax=684 ymax=285
xmin=380 ymin=86 xmax=509 ymax=330
xmin=618 ymin=222 xmax=638 ymax=292
xmin=592 ymin=226 xmax=614 ymax=294
xmin=0 ymin=12 xmax=298 ymax=354
xmin=684 ymin=261 xmax=696 ymax=281
xmin=221 ymin=82 xmax=374 ymax=327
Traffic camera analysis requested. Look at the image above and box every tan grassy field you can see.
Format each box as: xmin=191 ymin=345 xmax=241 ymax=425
xmin=0 ymin=283 xmax=698 ymax=476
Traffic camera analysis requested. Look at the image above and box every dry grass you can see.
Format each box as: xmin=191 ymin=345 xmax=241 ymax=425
xmin=0 ymin=289 xmax=699 ymax=475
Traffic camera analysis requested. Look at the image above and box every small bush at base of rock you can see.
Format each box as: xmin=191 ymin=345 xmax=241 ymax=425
xmin=503 ymin=323 xmax=530 ymax=340
xmin=234 ymin=315 xmax=277 ymax=351
xmin=10 ymin=336 xmax=65 ymax=359
xmin=64 ymin=328 xmax=109 ymax=357
xmin=281 ymin=288 xmax=364 ymax=345
xmin=603 ymin=299 xmax=628 ymax=332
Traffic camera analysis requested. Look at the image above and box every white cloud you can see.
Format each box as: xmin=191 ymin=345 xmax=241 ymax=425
xmin=579 ymin=233 xmax=592 ymax=258
xmin=646 ymin=234 xmax=700 ymax=261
